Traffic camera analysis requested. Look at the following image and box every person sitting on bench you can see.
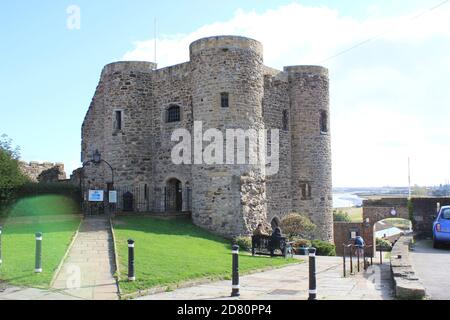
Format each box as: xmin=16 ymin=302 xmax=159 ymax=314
xmin=253 ymin=223 xmax=269 ymax=236
xmin=270 ymin=227 xmax=284 ymax=256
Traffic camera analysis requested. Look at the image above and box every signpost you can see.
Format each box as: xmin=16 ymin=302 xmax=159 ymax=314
xmin=109 ymin=191 xmax=117 ymax=204
xmin=88 ymin=190 xmax=104 ymax=202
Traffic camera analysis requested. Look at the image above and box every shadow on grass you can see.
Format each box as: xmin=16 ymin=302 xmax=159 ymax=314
xmin=113 ymin=216 xmax=231 ymax=246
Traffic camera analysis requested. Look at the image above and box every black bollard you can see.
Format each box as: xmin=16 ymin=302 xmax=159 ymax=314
xmin=0 ymin=226 xmax=2 ymax=265
xmin=128 ymin=239 xmax=135 ymax=281
xmin=231 ymin=244 xmax=240 ymax=297
xmin=308 ymin=247 xmax=317 ymax=300
xmin=35 ymin=232 xmax=42 ymax=273
xmin=379 ymin=248 xmax=383 ymax=265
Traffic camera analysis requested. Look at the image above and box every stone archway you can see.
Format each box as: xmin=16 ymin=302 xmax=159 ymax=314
xmin=361 ymin=198 xmax=410 ymax=256
xmin=165 ymin=178 xmax=183 ymax=212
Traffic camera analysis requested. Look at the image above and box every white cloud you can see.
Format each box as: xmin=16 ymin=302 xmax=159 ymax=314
xmin=122 ymin=2 xmax=450 ymax=187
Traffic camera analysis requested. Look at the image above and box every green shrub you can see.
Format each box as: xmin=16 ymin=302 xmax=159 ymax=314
xmin=333 ymin=209 xmax=351 ymax=222
xmin=280 ymin=212 xmax=316 ymax=239
xmin=376 ymin=238 xmax=393 ymax=251
xmin=311 ymin=240 xmax=336 ymax=256
xmin=233 ymin=236 xmax=252 ymax=252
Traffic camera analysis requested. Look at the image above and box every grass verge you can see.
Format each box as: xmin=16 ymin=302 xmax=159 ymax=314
xmin=113 ymin=216 xmax=298 ymax=295
xmin=0 ymin=195 xmax=81 ymax=288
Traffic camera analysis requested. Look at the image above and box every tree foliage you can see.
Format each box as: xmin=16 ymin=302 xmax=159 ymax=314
xmin=0 ymin=134 xmax=28 ymax=208
xmin=280 ymin=212 xmax=316 ymax=239
xmin=333 ymin=209 xmax=352 ymax=222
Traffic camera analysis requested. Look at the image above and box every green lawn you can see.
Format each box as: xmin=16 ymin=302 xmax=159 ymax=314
xmin=336 ymin=207 xmax=363 ymax=222
xmin=0 ymin=195 xmax=81 ymax=288
xmin=113 ymin=216 xmax=298 ymax=295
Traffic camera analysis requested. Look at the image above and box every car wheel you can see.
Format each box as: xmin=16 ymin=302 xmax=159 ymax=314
xmin=433 ymin=239 xmax=441 ymax=249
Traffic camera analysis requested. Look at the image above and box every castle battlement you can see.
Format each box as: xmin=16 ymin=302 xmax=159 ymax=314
xmin=189 ymin=35 xmax=263 ymax=57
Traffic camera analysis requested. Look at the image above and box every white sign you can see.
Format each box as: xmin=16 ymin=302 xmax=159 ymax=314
xmin=88 ymin=190 xmax=104 ymax=202
xmin=350 ymin=231 xmax=357 ymax=239
xmin=109 ymin=191 xmax=117 ymax=204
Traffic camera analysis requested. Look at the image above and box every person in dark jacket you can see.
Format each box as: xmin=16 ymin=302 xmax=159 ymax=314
xmin=354 ymin=235 xmax=365 ymax=257
xmin=270 ymin=227 xmax=284 ymax=256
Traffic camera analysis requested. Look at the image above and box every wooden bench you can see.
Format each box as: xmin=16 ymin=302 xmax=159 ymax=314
xmin=251 ymin=235 xmax=293 ymax=258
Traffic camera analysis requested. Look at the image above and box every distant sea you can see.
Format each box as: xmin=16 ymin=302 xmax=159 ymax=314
xmin=332 ymin=193 xmax=363 ymax=208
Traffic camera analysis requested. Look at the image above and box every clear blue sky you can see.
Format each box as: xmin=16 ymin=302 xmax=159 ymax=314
xmin=1 ymin=0 xmax=447 ymax=186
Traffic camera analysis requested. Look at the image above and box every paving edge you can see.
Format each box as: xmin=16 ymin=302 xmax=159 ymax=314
xmin=49 ymin=217 xmax=83 ymax=288
xmin=109 ymin=216 xmax=122 ymax=298
xmin=119 ymin=261 xmax=305 ymax=300
xmin=390 ymin=235 xmax=426 ymax=300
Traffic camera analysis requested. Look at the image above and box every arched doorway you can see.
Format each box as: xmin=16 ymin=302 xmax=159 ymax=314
xmin=165 ymin=178 xmax=182 ymax=212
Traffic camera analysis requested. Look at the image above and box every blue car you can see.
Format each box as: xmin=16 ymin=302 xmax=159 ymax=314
xmin=433 ymin=205 xmax=450 ymax=248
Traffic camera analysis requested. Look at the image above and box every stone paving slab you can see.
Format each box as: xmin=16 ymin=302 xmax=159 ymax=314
xmin=51 ymin=217 xmax=118 ymax=300
xmin=137 ymin=256 xmax=394 ymax=300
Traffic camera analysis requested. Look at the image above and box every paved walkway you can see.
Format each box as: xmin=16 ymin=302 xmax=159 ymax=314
xmin=137 ymin=256 xmax=393 ymax=300
xmin=411 ymin=240 xmax=450 ymax=300
xmin=51 ymin=217 xmax=118 ymax=300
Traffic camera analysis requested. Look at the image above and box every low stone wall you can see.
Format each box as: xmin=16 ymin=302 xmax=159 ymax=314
xmin=390 ymin=235 xmax=426 ymax=299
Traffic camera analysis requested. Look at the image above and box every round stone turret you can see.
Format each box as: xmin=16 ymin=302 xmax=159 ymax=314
xmin=286 ymin=64 xmax=333 ymax=242
xmin=190 ymin=35 xmax=267 ymax=237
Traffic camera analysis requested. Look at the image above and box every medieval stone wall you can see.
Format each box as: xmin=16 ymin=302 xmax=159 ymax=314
xmin=19 ymin=161 xmax=66 ymax=182
xmin=81 ymin=35 xmax=333 ymax=240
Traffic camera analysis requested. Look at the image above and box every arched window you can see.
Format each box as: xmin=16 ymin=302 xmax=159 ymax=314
xmin=320 ymin=110 xmax=328 ymax=133
xmin=167 ymin=105 xmax=181 ymax=123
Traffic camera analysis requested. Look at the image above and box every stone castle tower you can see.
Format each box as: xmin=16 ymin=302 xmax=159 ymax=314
xmin=81 ymin=35 xmax=333 ymax=241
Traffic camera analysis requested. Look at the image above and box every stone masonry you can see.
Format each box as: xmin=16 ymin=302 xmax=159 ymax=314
xmin=19 ymin=161 xmax=66 ymax=182
xmin=81 ymin=35 xmax=333 ymax=241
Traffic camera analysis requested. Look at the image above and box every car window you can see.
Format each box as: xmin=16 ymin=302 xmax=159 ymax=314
xmin=441 ymin=208 xmax=450 ymax=220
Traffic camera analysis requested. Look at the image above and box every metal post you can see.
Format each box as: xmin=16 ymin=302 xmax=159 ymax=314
xmin=380 ymin=248 xmax=383 ymax=265
xmin=357 ymin=247 xmax=360 ymax=272
xmin=128 ymin=239 xmax=135 ymax=281
xmin=231 ymin=244 xmax=240 ymax=297
xmin=308 ymin=247 xmax=317 ymax=300
xmin=0 ymin=226 xmax=3 ymax=265
xmin=363 ymin=247 xmax=367 ymax=271
xmin=349 ymin=245 xmax=353 ymax=274
xmin=342 ymin=245 xmax=346 ymax=277
xmin=35 ymin=232 xmax=42 ymax=273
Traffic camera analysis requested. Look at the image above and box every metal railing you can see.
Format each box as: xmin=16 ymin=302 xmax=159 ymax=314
xmin=342 ymin=243 xmax=374 ymax=277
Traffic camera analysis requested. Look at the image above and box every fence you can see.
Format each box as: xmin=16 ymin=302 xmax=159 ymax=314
xmin=82 ymin=184 xmax=192 ymax=215
xmin=342 ymin=244 xmax=374 ymax=277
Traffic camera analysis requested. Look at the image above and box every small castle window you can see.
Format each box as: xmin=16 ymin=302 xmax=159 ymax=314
xmin=320 ymin=110 xmax=328 ymax=134
xmin=282 ymin=110 xmax=289 ymax=131
xmin=300 ymin=182 xmax=312 ymax=200
xmin=221 ymin=92 xmax=229 ymax=108
xmin=167 ymin=105 xmax=181 ymax=123
xmin=113 ymin=110 xmax=122 ymax=131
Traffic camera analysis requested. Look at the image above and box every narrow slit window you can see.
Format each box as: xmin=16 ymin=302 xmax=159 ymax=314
xmin=221 ymin=92 xmax=229 ymax=108
xmin=320 ymin=110 xmax=328 ymax=133
xmin=282 ymin=110 xmax=289 ymax=131
xmin=114 ymin=111 xmax=122 ymax=131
